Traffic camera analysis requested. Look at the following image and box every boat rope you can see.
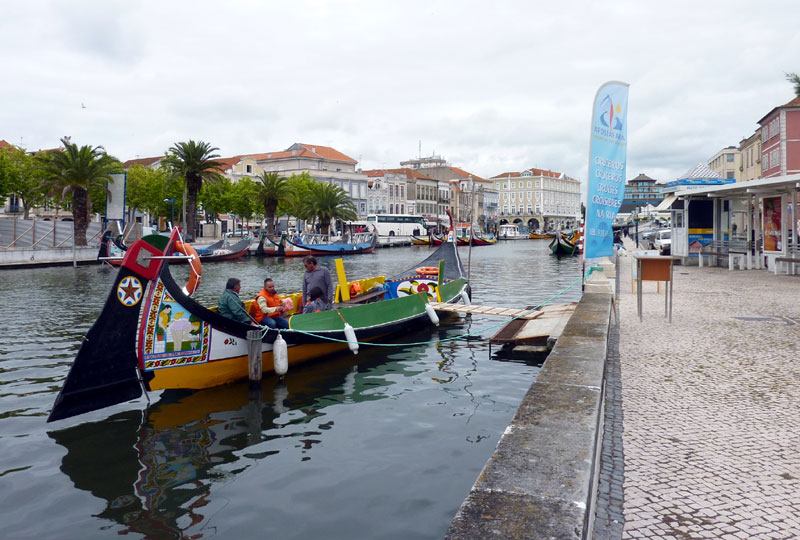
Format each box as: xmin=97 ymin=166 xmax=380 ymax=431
xmin=261 ymin=265 xmax=604 ymax=347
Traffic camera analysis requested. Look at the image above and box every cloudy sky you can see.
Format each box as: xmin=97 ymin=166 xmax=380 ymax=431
xmin=2 ymin=0 xmax=798 ymax=186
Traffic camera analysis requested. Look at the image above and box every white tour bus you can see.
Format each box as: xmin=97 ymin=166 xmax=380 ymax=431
xmin=366 ymin=214 xmax=429 ymax=236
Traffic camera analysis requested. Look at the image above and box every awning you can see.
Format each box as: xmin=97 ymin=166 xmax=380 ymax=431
xmin=654 ymin=194 xmax=678 ymax=212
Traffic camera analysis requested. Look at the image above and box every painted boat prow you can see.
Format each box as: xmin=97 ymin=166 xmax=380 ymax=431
xmin=49 ymin=232 xmax=175 ymax=422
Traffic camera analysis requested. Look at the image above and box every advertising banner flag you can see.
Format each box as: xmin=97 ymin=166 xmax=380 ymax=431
xmin=584 ymin=81 xmax=629 ymax=259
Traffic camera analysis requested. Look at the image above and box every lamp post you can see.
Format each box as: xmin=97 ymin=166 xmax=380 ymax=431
xmin=164 ymin=198 xmax=175 ymax=229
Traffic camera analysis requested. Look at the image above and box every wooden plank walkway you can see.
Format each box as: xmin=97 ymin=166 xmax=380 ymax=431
xmin=428 ymin=302 xmax=543 ymax=320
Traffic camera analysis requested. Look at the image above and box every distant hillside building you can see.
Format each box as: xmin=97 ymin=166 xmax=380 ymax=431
xmin=619 ymin=173 xmax=663 ymax=214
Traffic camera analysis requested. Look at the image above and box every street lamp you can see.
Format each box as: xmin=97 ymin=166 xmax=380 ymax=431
xmin=164 ymin=198 xmax=175 ymax=229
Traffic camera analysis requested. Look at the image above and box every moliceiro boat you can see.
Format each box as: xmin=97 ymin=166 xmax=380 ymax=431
xmin=48 ymin=226 xmax=468 ymax=422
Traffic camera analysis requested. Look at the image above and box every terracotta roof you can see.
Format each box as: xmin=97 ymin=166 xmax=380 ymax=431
xmin=122 ymin=156 xmax=162 ymax=168
xmin=0 ymin=140 xmax=12 ymax=150
xmin=447 ymin=167 xmax=490 ymax=182
xmin=245 ymin=143 xmax=357 ymax=164
xmin=757 ymin=95 xmax=800 ymax=124
xmin=491 ymin=167 xmax=562 ymax=179
xmin=361 ymin=167 xmax=435 ymax=180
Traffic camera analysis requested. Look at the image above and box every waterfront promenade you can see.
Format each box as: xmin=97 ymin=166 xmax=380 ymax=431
xmin=600 ymin=244 xmax=800 ymax=539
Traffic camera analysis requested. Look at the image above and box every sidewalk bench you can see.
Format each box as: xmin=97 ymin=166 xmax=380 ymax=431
xmin=774 ymin=256 xmax=800 ymax=275
xmin=698 ymin=250 xmax=727 ymax=268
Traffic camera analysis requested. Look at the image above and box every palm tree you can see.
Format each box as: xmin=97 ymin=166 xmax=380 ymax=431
xmin=306 ymin=181 xmax=357 ymax=235
xmin=162 ymin=140 xmax=224 ymax=241
xmin=38 ymin=137 xmax=121 ymax=245
xmin=254 ymin=172 xmax=291 ymax=234
xmin=787 ymin=72 xmax=800 ymax=97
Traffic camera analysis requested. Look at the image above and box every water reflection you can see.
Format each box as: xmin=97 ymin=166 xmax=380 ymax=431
xmin=47 ymin=347 xmax=435 ymax=538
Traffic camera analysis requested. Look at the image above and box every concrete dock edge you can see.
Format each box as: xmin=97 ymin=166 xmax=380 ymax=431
xmin=446 ymin=262 xmax=615 ymax=539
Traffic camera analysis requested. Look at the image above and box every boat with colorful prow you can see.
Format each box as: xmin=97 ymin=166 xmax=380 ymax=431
xmin=283 ymin=230 xmax=377 ymax=256
xmin=529 ymin=230 xmax=555 ymax=240
xmin=47 ymin=218 xmax=469 ymax=422
xmin=549 ymin=232 xmax=578 ymax=256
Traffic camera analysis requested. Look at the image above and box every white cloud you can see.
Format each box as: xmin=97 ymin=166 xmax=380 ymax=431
xmin=2 ymin=0 xmax=798 ymax=186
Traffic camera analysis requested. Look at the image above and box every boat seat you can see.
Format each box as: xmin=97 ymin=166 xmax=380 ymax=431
xmin=337 ymin=288 xmax=387 ymax=306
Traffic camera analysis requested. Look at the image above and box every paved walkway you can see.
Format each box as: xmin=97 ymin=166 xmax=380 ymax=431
xmin=598 ymin=245 xmax=800 ymax=539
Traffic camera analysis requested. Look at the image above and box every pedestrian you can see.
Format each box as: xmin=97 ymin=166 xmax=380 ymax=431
xmin=303 ymin=286 xmax=328 ymax=313
xmin=218 ymin=278 xmax=255 ymax=325
xmin=302 ymin=255 xmax=334 ymax=309
xmin=253 ymin=277 xmax=290 ymax=329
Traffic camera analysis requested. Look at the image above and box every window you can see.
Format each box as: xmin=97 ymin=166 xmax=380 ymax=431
xmin=246 ymin=164 xmax=252 ymax=173
xmin=726 ymin=153 xmax=734 ymax=163
xmin=511 ymin=182 xmax=516 ymax=188
xmin=527 ymin=181 xmax=532 ymax=188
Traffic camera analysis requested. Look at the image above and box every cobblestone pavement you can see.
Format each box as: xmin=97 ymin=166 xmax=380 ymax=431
xmin=608 ymin=248 xmax=800 ymax=539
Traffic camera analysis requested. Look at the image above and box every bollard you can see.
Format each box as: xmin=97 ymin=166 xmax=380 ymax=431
xmin=247 ymin=329 xmax=262 ymax=386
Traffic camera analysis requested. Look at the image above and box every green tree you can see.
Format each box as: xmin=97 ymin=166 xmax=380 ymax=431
xmin=307 ymin=181 xmax=357 ymax=234
xmin=787 ymin=72 xmax=800 ymax=97
xmin=199 ymin=177 xmax=233 ymax=225
xmin=0 ymin=145 xmax=48 ymax=218
xmin=38 ymin=138 xmax=121 ymax=245
xmin=162 ymin=140 xmax=224 ymax=240
xmin=284 ymin=172 xmax=317 ymax=226
xmin=228 ymin=177 xmax=259 ymax=231
xmin=254 ymin=172 xmax=291 ymax=234
xmin=126 ymin=164 xmax=182 ymax=227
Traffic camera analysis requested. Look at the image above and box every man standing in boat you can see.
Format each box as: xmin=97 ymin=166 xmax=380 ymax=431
xmin=254 ymin=278 xmax=290 ymax=329
xmin=302 ymin=256 xmax=334 ymax=310
xmin=218 ymin=278 xmax=256 ymax=325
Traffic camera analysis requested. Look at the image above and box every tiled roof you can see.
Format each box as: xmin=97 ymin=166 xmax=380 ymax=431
xmin=361 ymin=168 xmax=435 ymax=180
xmin=491 ymin=168 xmax=562 ymax=179
xmin=122 ymin=156 xmax=162 ymax=168
xmin=244 ymin=143 xmax=357 ymax=164
xmin=447 ymin=167 xmax=490 ymax=182
xmin=757 ymin=95 xmax=800 ymax=124
xmin=0 ymin=140 xmax=12 ymax=150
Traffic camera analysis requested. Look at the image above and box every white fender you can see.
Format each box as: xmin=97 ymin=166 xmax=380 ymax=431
xmin=460 ymin=289 xmax=470 ymax=305
xmin=273 ymin=333 xmax=288 ymax=376
xmin=425 ymin=303 xmax=440 ymax=326
xmin=343 ymin=322 xmax=359 ymax=354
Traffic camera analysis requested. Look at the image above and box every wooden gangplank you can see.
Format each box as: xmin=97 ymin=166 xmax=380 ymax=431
xmin=427 ymin=302 xmax=544 ymax=320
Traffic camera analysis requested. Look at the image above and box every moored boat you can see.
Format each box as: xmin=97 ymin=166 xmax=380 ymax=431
xmin=529 ymin=230 xmax=555 ymax=240
xmin=48 ymin=224 xmax=469 ymax=422
xmin=284 ymin=230 xmax=377 ymax=256
xmin=198 ymin=239 xmax=251 ymax=262
xmin=497 ymin=224 xmax=527 ymax=240
xmin=549 ymin=232 xmax=578 ymax=256
xmin=411 ymin=235 xmax=431 ymax=246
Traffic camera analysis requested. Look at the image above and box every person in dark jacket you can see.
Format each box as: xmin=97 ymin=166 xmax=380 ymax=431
xmin=303 ymin=286 xmax=328 ymax=313
xmin=218 ymin=278 xmax=254 ymax=324
xmin=302 ymin=256 xmax=334 ymax=309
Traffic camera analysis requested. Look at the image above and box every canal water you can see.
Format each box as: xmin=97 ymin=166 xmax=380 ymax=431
xmin=0 ymin=240 xmax=583 ymax=539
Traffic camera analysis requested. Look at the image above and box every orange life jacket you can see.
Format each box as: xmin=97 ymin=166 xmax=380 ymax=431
xmin=253 ymin=289 xmax=282 ymax=323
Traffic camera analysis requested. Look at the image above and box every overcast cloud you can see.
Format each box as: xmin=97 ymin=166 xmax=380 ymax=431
xmin=2 ymin=0 xmax=798 ymax=186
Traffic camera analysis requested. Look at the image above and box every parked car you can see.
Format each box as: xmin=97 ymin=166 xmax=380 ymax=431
xmin=652 ymin=229 xmax=671 ymax=254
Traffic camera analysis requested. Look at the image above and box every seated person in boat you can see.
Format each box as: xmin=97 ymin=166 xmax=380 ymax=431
xmin=303 ymin=286 xmax=329 ymax=313
xmin=253 ymin=277 xmax=290 ymax=329
xmin=218 ymin=278 xmax=256 ymax=325
xmin=302 ymin=255 xmax=333 ymax=309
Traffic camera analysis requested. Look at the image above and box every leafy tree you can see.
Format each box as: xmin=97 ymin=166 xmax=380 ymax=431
xmin=306 ymin=181 xmax=357 ymax=234
xmin=0 ymin=145 xmax=48 ymax=218
xmin=126 ymin=164 xmax=183 ymax=227
xmin=37 ymin=138 xmax=121 ymax=245
xmin=228 ymin=177 xmax=259 ymax=230
xmin=254 ymin=172 xmax=291 ymax=234
xmin=199 ymin=177 xmax=233 ymax=224
xmin=284 ymin=172 xmax=317 ymax=226
xmin=787 ymin=72 xmax=800 ymax=97
xmin=162 ymin=140 xmax=224 ymax=240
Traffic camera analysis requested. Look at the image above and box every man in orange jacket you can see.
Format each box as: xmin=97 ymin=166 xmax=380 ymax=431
xmin=253 ymin=278 xmax=290 ymax=329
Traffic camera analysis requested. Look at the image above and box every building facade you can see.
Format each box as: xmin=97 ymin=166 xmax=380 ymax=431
xmin=619 ymin=173 xmax=664 ymax=215
xmin=708 ymin=146 xmax=741 ymax=181
xmin=738 ymin=129 xmax=762 ymax=182
xmin=491 ymin=168 xmax=581 ymax=230
xmin=757 ymin=96 xmax=800 ymax=179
